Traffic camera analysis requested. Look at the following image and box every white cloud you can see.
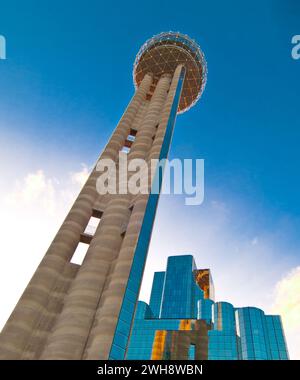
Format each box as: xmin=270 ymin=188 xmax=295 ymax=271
xmin=5 ymin=170 xmax=57 ymax=215
xmin=0 ymin=166 xmax=90 ymax=331
xmin=272 ymin=267 xmax=300 ymax=359
xmin=70 ymin=164 xmax=89 ymax=186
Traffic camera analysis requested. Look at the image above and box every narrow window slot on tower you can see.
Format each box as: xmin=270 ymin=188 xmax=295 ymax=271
xmin=92 ymin=208 xmax=103 ymax=219
xmin=120 ymin=204 xmax=134 ymax=238
xmin=83 ymin=216 xmax=100 ymax=237
xmin=127 ymin=134 xmax=135 ymax=143
xmin=152 ymin=124 xmax=159 ymax=140
xmin=121 ymin=146 xmax=130 ymax=154
xmin=121 ymin=132 xmax=136 ymax=154
xmin=71 ymin=242 xmax=89 ymax=265
xmin=124 ymin=139 xmax=133 ymax=148
xmin=129 ymin=128 xmax=137 ymax=137
xmin=79 ymin=211 xmax=102 ymax=245
xmin=120 ymin=221 xmax=127 ymax=238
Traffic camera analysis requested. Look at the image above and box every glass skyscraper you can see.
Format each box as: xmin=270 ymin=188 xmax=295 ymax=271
xmin=126 ymin=255 xmax=289 ymax=360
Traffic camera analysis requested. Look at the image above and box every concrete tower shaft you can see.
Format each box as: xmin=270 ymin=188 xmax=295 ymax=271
xmin=0 ymin=32 xmax=207 ymax=360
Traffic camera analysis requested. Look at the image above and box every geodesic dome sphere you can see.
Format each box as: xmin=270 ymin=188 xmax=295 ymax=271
xmin=133 ymin=31 xmax=207 ymax=113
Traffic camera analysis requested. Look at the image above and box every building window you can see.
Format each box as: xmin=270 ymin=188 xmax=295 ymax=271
xmin=83 ymin=216 xmax=100 ymax=236
xmin=152 ymin=123 xmax=159 ymax=141
xmin=120 ymin=204 xmax=134 ymax=238
xmin=71 ymin=210 xmax=103 ymax=265
xmin=71 ymin=242 xmax=89 ymax=265
xmin=80 ymin=209 xmax=102 ymax=244
xmin=121 ymin=146 xmax=130 ymax=154
xmin=129 ymin=128 xmax=137 ymax=137
xmin=121 ymin=129 xmax=137 ymax=154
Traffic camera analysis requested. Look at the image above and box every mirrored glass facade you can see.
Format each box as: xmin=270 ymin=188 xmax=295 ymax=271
xmin=208 ymin=302 xmax=240 ymax=360
xmin=266 ymin=315 xmax=289 ymax=360
xmin=160 ymin=255 xmax=202 ymax=319
xmin=149 ymin=272 xmax=165 ymax=318
xmin=126 ymin=255 xmax=289 ymax=360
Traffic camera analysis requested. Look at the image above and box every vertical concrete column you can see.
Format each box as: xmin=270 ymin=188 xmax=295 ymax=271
xmin=83 ymin=74 xmax=173 ymax=359
xmin=172 ymin=331 xmax=191 ymax=360
xmin=93 ymin=100 xmax=150 ymax=213
xmin=40 ymin=74 xmax=167 ymax=360
xmin=194 ymin=320 xmax=209 ymax=360
xmin=0 ymin=74 xmax=152 ymax=360
xmin=90 ymin=66 xmax=184 ymax=360
xmin=147 ymin=65 xmax=184 ymax=163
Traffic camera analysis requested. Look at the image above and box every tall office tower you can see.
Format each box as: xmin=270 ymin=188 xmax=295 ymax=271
xmin=159 ymin=256 xmax=205 ymax=319
xmin=0 ymin=32 xmax=207 ymax=360
xmin=127 ymin=256 xmax=211 ymax=360
xmin=127 ymin=255 xmax=289 ymax=360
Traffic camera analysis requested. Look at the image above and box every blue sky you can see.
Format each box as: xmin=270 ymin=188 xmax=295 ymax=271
xmin=1 ymin=0 xmax=300 ymax=215
xmin=0 ymin=0 xmax=299 ymax=358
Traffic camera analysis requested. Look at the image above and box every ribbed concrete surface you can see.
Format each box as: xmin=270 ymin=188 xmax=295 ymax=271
xmin=0 ymin=67 xmax=184 ymax=360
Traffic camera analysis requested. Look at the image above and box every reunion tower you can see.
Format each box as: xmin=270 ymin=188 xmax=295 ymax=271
xmin=0 ymin=32 xmax=207 ymax=360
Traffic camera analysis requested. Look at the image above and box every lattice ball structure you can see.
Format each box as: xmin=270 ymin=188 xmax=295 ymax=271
xmin=133 ymin=31 xmax=207 ymax=113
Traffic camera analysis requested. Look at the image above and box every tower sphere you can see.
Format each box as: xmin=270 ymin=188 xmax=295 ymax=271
xmin=133 ymin=31 xmax=207 ymax=113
